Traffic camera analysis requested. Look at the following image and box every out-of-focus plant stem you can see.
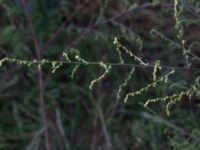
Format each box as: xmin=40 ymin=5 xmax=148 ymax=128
xmin=21 ymin=0 xmax=51 ymax=149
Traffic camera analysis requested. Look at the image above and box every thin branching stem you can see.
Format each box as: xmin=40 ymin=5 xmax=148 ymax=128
xmin=1 ymin=58 xmax=200 ymax=72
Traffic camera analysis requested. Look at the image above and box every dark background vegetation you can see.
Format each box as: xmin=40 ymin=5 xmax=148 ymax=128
xmin=1 ymin=0 xmax=200 ymax=149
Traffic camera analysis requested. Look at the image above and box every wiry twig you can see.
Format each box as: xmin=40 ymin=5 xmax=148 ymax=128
xmin=2 ymin=57 xmax=200 ymax=71
xmin=21 ymin=0 xmax=51 ymax=149
xmin=26 ymin=128 xmax=44 ymax=150
xmin=90 ymin=94 xmax=112 ymax=150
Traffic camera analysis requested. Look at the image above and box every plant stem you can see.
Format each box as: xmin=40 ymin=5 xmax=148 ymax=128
xmin=22 ymin=0 xmax=51 ymax=149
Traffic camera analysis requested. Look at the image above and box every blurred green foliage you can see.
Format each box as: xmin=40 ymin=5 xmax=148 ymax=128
xmin=0 ymin=0 xmax=200 ymax=149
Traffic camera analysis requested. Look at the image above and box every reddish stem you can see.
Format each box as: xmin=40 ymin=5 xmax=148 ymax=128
xmin=22 ymin=0 xmax=51 ymax=149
